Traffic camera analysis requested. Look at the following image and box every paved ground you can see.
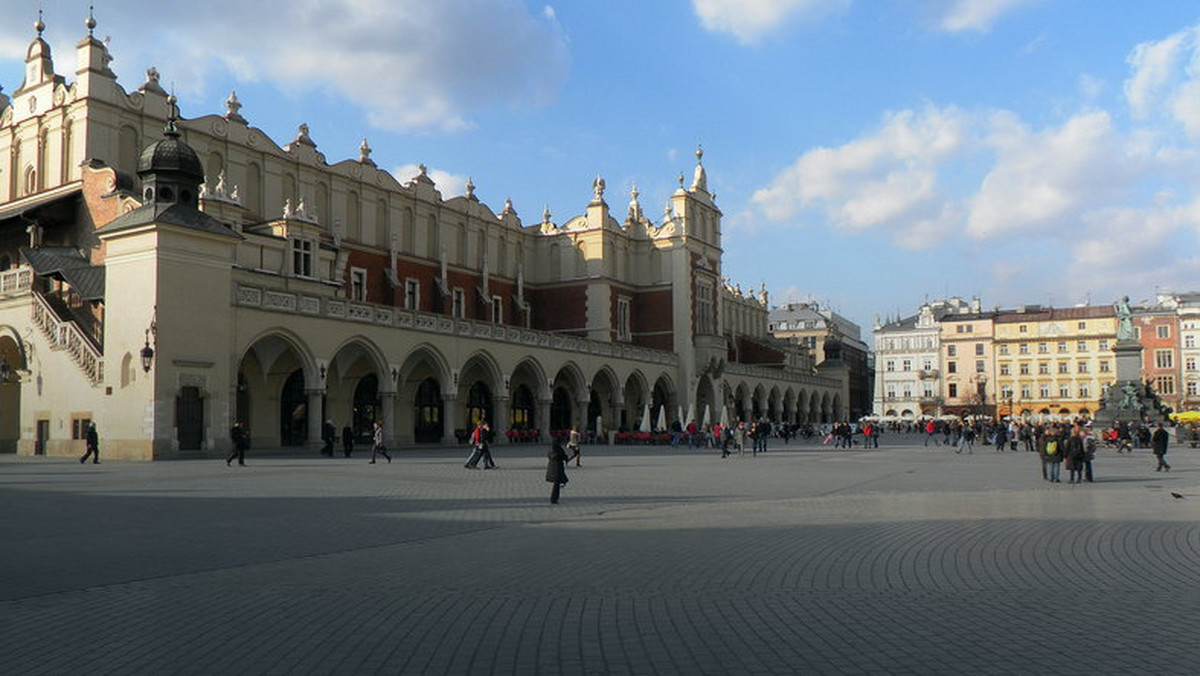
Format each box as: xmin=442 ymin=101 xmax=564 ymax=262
xmin=1 ymin=434 xmax=1198 ymax=675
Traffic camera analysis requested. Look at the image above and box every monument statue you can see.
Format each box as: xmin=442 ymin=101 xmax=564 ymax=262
xmin=1115 ymin=296 xmax=1134 ymax=341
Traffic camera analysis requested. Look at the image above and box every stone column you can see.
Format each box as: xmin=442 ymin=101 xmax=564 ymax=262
xmin=493 ymin=396 xmax=510 ymax=443
xmin=306 ymin=389 xmax=324 ymax=450
xmin=441 ymin=394 xmax=458 ymax=445
xmin=380 ymin=391 xmax=396 ymax=447
xmin=575 ymin=398 xmax=590 ymax=430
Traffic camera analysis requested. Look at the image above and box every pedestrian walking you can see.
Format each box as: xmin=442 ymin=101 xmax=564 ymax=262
xmin=80 ymin=422 xmax=100 ymax=464
xmin=547 ymin=438 xmax=570 ymax=504
xmin=567 ymin=425 xmax=582 ymax=467
xmin=956 ymin=424 xmax=974 ymax=454
xmin=342 ymin=423 xmax=354 ymax=458
xmin=1065 ymin=426 xmax=1086 ymax=484
xmin=465 ymin=420 xmax=496 ymax=469
xmin=1152 ymin=422 xmax=1171 ymax=472
xmin=369 ymin=421 xmax=391 ymax=464
xmin=227 ymin=421 xmax=249 ymax=467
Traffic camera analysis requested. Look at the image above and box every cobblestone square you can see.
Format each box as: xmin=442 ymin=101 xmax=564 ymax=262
xmin=2 ymin=437 xmax=1198 ymax=674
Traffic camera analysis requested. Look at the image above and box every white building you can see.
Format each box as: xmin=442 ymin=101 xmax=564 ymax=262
xmin=873 ymin=298 xmax=976 ymax=418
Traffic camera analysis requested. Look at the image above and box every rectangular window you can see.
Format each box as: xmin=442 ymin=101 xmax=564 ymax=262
xmin=886 ymin=360 xmax=895 ymax=372
xmin=1058 ymin=362 xmax=1070 ymax=374
xmin=947 ymin=345 xmax=957 ymax=357
xmin=404 ymin=279 xmax=419 ymax=310
xmin=1156 ymin=376 xmax=1176 ymax=396
xmin=1186 ymin=335 xmax=1195 ymax=349
xmin=999 ymin=363 xmax=1011 ymax=376
xmin=1019 ymin=343 xmax=1029 ymax=355
xmin=1000 ymin=385 xmax=1012 ymax=399
xmin=1188 ymin=381 xmax=1198 ymax=396
xmin=902 ymin=359 xmax=912 ymax=371
xmin=452 ymin=288 xmax=465 ymax=318
xmin=1078 ymin=321 xmax=1087 ymax=330
xmin=922 ymin=358 xmax=933 ymax=371
xmin=1077 ymin=341 xmax=1087 ymax=352
xmin=947 ymin=361 xmax=957 ymax=374
xmin=975 ymin=360 xmax=985 ymax=373
xmin=1039 ymin=384 xmax=1050 ymax=398
xmin=71 ymin=416 xmax=92 ymax=440
xmin=695 ymin=280 xmax=714 ymax=335
xmin=948 ymin=383 xmax=958 ymax=398
xmin=617 ymin=296 xmax=631 ymax=342
xmin=491 ymin=296 xmax=503 ymax=325
xmin=1038 ymin=342 xmax=1048 ymax=354
xmin=1187 ymin=357 xmax=1197 ymax=372
xmin=350 ymin=268 xmax=367 ymax=301
xmin=1019 ymin=363 xmax=1030 ymax=375
xmin=1099 ymin=360 xmax=1111 ymax=373
xmin=1079 ymin=384 xmax=1090 ymax=399
xmin=975 ymin=343 xmax=984 ymax=356
xmin=923 ymin=386 xmax=934 ymax=398
xmin=902 ymin=386 xmax=912 ymax=399
xmin=1155 ymin=350 xmax=1174 ymax=369
xmin=1038 ymin=362 xmax=1049 ymax=375
xmin=1020 ymin=325 xmax=1028 ymax=333
xmin=1059 ymin=385 xmax=1070 ymax=398
xmin=999 ymin=344 xmax=1010 ymax=356
xmin=886 ymin=386 xmax=896 ymax=400
xmin=1078 ymin=361 xmax=1089 ymax=373
xmin=1099 ymin=339 xmax=1109 ymax=351
xmin=1020 ymin=385 xmax=1031 ymax=399
xmin=1158 ymin=325 xmax=1171 ymax=339
xmin=1058 ymin=341 xmax=1068 ymax=353
xmin=291 ymin=238 xmax=313 ymax=277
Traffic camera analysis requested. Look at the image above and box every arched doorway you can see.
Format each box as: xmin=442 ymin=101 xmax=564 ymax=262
xmin=280 ymin=369 xmax=307 ymax=446
xmin=0 ymin=332 xmax=24 ymax=454
xmin=414 ymin=377 xmax=443 ymax=443
xmin=510 ymin=384 xmax=535 ymax=430
xmin=353 ymin=374 xmax=380 ymax=442
xmin=466 ymin=381 xmax=492 ymax=426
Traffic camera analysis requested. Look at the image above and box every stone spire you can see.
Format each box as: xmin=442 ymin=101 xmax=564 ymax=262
xmin=224 ymin=91 xmax=246 ymax=124
xmin=19 ymin=10 xmax=57 ymax=93
xmin=627 ymin=184 xmax=643 ymax=222
xmin=690 ymin=145 xmax=708 ymax=193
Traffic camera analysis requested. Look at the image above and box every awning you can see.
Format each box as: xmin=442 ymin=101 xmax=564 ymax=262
xmin=19 ymin=246 xmax=106 ymax=302
xmin=0 ymin=183 xmax=82 ymax=223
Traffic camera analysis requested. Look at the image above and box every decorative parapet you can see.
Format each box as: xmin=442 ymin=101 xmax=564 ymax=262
xmin=725 ymin=361 xmax=841 ymax=390
xmin=234 ymin=282 xmax=677 ymax=367
xmin=0 ymin=267 xmax=33 ymax=297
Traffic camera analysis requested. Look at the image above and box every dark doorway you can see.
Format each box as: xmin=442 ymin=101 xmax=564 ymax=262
xmin=36 ymin=419 xmax=48 ymax=455
xmin=550 ymin=386 xmax=572 ymax=431
xmin=281 ymin=369 xmax=307 ymax=446
xmin=353 ymin=374 xmax=380 ymax=442
xmin=414 ymin=377 xmax=443 ymax=443
xmin=176 ymin=386 xmax=205 ymax=450
xmin=510 ymin=384 xmax=534 ymax=430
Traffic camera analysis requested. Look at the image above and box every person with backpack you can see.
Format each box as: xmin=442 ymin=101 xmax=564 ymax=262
xmin=1041 ymin=425 xmax=1063 ymax=483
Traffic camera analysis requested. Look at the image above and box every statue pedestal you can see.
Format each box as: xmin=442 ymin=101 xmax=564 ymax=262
xmin=1094 ymin=341 xmax=1165 ymax=427
xmin=1113 ymin=341 xmax=1142 ymax=383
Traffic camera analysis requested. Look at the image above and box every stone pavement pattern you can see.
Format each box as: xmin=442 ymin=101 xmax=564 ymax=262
xmin=1 ymin=437 xmax=1199 ymax=674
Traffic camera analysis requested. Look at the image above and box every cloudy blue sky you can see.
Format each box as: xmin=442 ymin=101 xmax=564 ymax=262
xmin=4 ymin=1 xmax=1200 ymax=337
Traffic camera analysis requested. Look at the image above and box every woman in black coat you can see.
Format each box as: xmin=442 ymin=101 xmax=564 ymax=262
xmin=1065 ymin=426 xmax=1087 ymax=484
xmin=547 ymin=439 xmax=570 ymax=504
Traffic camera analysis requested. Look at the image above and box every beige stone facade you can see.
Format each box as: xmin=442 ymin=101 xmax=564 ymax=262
xmin=0 ymin=16 xmax=847 ymax=459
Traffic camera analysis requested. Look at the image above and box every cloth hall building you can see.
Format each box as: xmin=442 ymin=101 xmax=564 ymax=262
xmin=0 ymin=15 xmax=848 ymax=459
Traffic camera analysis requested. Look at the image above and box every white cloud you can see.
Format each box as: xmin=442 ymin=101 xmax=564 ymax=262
xmin=1125 ymin=30 xmax=1188 ymax=118
xmin=691 ymin=0 xmax=848 ymax=44
xmin=392 ymin=164 xmax=470 ymax=199
xmin=933 ymin=0 xmax=1041 ymax=33
xmin=966 ymin=111 xmax=1146 ymax=238
xmin=1 ymin=0 xmax=569 ymax=134
xmin=750 ymin=106 xmax=969 ymax=246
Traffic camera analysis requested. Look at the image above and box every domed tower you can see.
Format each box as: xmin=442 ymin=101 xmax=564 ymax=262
xmin=137 ymin=98 xmax=205 ymax=208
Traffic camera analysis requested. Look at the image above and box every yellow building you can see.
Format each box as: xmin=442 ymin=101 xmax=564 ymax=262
xmin=992 ymin=306 xmax=1116 ymax=418
xmin=939 ymin=312 xmax=995 ymax=417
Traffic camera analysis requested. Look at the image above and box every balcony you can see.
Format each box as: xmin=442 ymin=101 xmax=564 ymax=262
xmin=917 ymin=369 xmax=940 ymax=380
xmin=0 ymin=267 xmax=33 ymax=298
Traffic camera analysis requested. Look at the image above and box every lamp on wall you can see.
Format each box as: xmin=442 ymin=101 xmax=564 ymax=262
xmin=140 ymin=310 xmax=158 ymax=373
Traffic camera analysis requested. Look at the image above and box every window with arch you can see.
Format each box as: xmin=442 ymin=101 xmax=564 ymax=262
xmin=23 ymin=166 xmax=37 ymax=196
